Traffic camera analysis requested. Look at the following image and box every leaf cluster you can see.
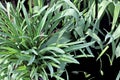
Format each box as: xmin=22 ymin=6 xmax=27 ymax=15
xmin=0 ymin=0 xmax=120 ymax=80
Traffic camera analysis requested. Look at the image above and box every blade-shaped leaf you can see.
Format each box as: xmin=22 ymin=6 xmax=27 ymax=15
xmin=111 ymin=3 xmax=120 ymax=30
xmin=39 ymin=47 xmax=65 ymax=54
xmin=64 ymin=41 xmax=95 ymax=52
xmin=115 ymin=43 xmax=120 ymax=58
xmin=41 ymin=56 xmax=60 ymax=64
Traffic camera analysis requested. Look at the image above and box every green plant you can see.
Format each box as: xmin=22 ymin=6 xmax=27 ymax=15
xmin=70 ymin=0 xmax=120 ymax=78
xmin=0 ymin=0 xmax=95 ymax=80
xmin=1 ymin=0 xmax=119 ymax=79
xmin=116 ymin=70 xmax=120 ymax=80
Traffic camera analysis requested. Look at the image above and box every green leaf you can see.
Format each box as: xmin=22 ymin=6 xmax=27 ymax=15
xmin=108 ymin=2 xmax=114 ymax=17
xmin=63 ymin=0 xmax=82 ymax=16
xmin=54 ymin=75 xmax=64 ymax=80
xmin=17 ymin=65 xmax=26 ymax=71
xmin=97 ymin=1 xmax=111 ymax=20
xmin=111 ymin=3 xmax=120 ymax=30
xmin=37 ymin=4 xmax=55 ymax=35
xmin=59 ymin=55 xmax=79 ymax=64
xmin=96 ymin=46 xmax=109 ymax=61
xmin=86 ymin=29 xmax=103 ymax=49
xmin=115 ymin=43 xmax=120 ymax=58
xmin=64 ymin=41 xmax=95 ymax=52
xmin=27 ymin=55 xmax=35 ymax=66
xmin=41 ymin=56 xmax=60 ymax=64
xmin=75 ymin=54 xmax=94 ymax=58
xmin=21 ymin=3 xmax=30 ymax=26
xmin=50 ymin=63 xmax=60 ymax=68
xmin=0 ymin=47 xmax=19 ymax=54
xmin=30 ymin=66 xmax=37 ymax=79
xmin=47 ymin=63 xmax=54 ymax=77
xmin=31 ymin=48 xmax=38 ymax=55
xmin=16 ymin=53 xmax=31 ymax=61
xmin=57 ymin=40 xmax=84 ymax=47
xmin=0 ymin=2 xmax=6 ymax=11
xmin=39 ymin=47 xmax=65 ymax=54
xmin=32 ymin=5 xmax=48 ymax=17
xmin=112 ymin=24 xmax=120 ymax=40
xmin=116 ymin=71 xmax=120 ymax=80
xmin=51 ymin=8 xmax=79 ymax=22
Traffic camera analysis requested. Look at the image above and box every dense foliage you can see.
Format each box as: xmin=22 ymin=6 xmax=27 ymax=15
xmin=0 ymin=0 xmax=120 ymax=80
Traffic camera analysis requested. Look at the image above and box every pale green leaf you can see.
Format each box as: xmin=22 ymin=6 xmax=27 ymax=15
xmin=97 ymin=1 xmax=111 ymax=20
xmin=27 ymin=56 xmax=35 ymax=66
xmin=64 ymin=41 xmax=95 ymax=52
xmin=112 ymin=24 xmax=120 ymax=40
xmin=111 ymin=3 xmax=120 ymax=30
xmin=115 ymin=43 xmax=120 ymax=58
xmin=59 ymin=55 xmax=79 ymax=64
xmin=47 ymin=63 xmax=54 ymax=77
xmin=39 ymin=47 xmax=65 ymax=54
xmin=96 ymin=46 xmax=109 ymax=61
xmin=41 ymin=56 xmax=60 ymax=64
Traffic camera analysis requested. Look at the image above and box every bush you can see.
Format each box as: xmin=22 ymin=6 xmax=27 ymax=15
xmin=0 ymin=0 xmax=120 ymax=80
